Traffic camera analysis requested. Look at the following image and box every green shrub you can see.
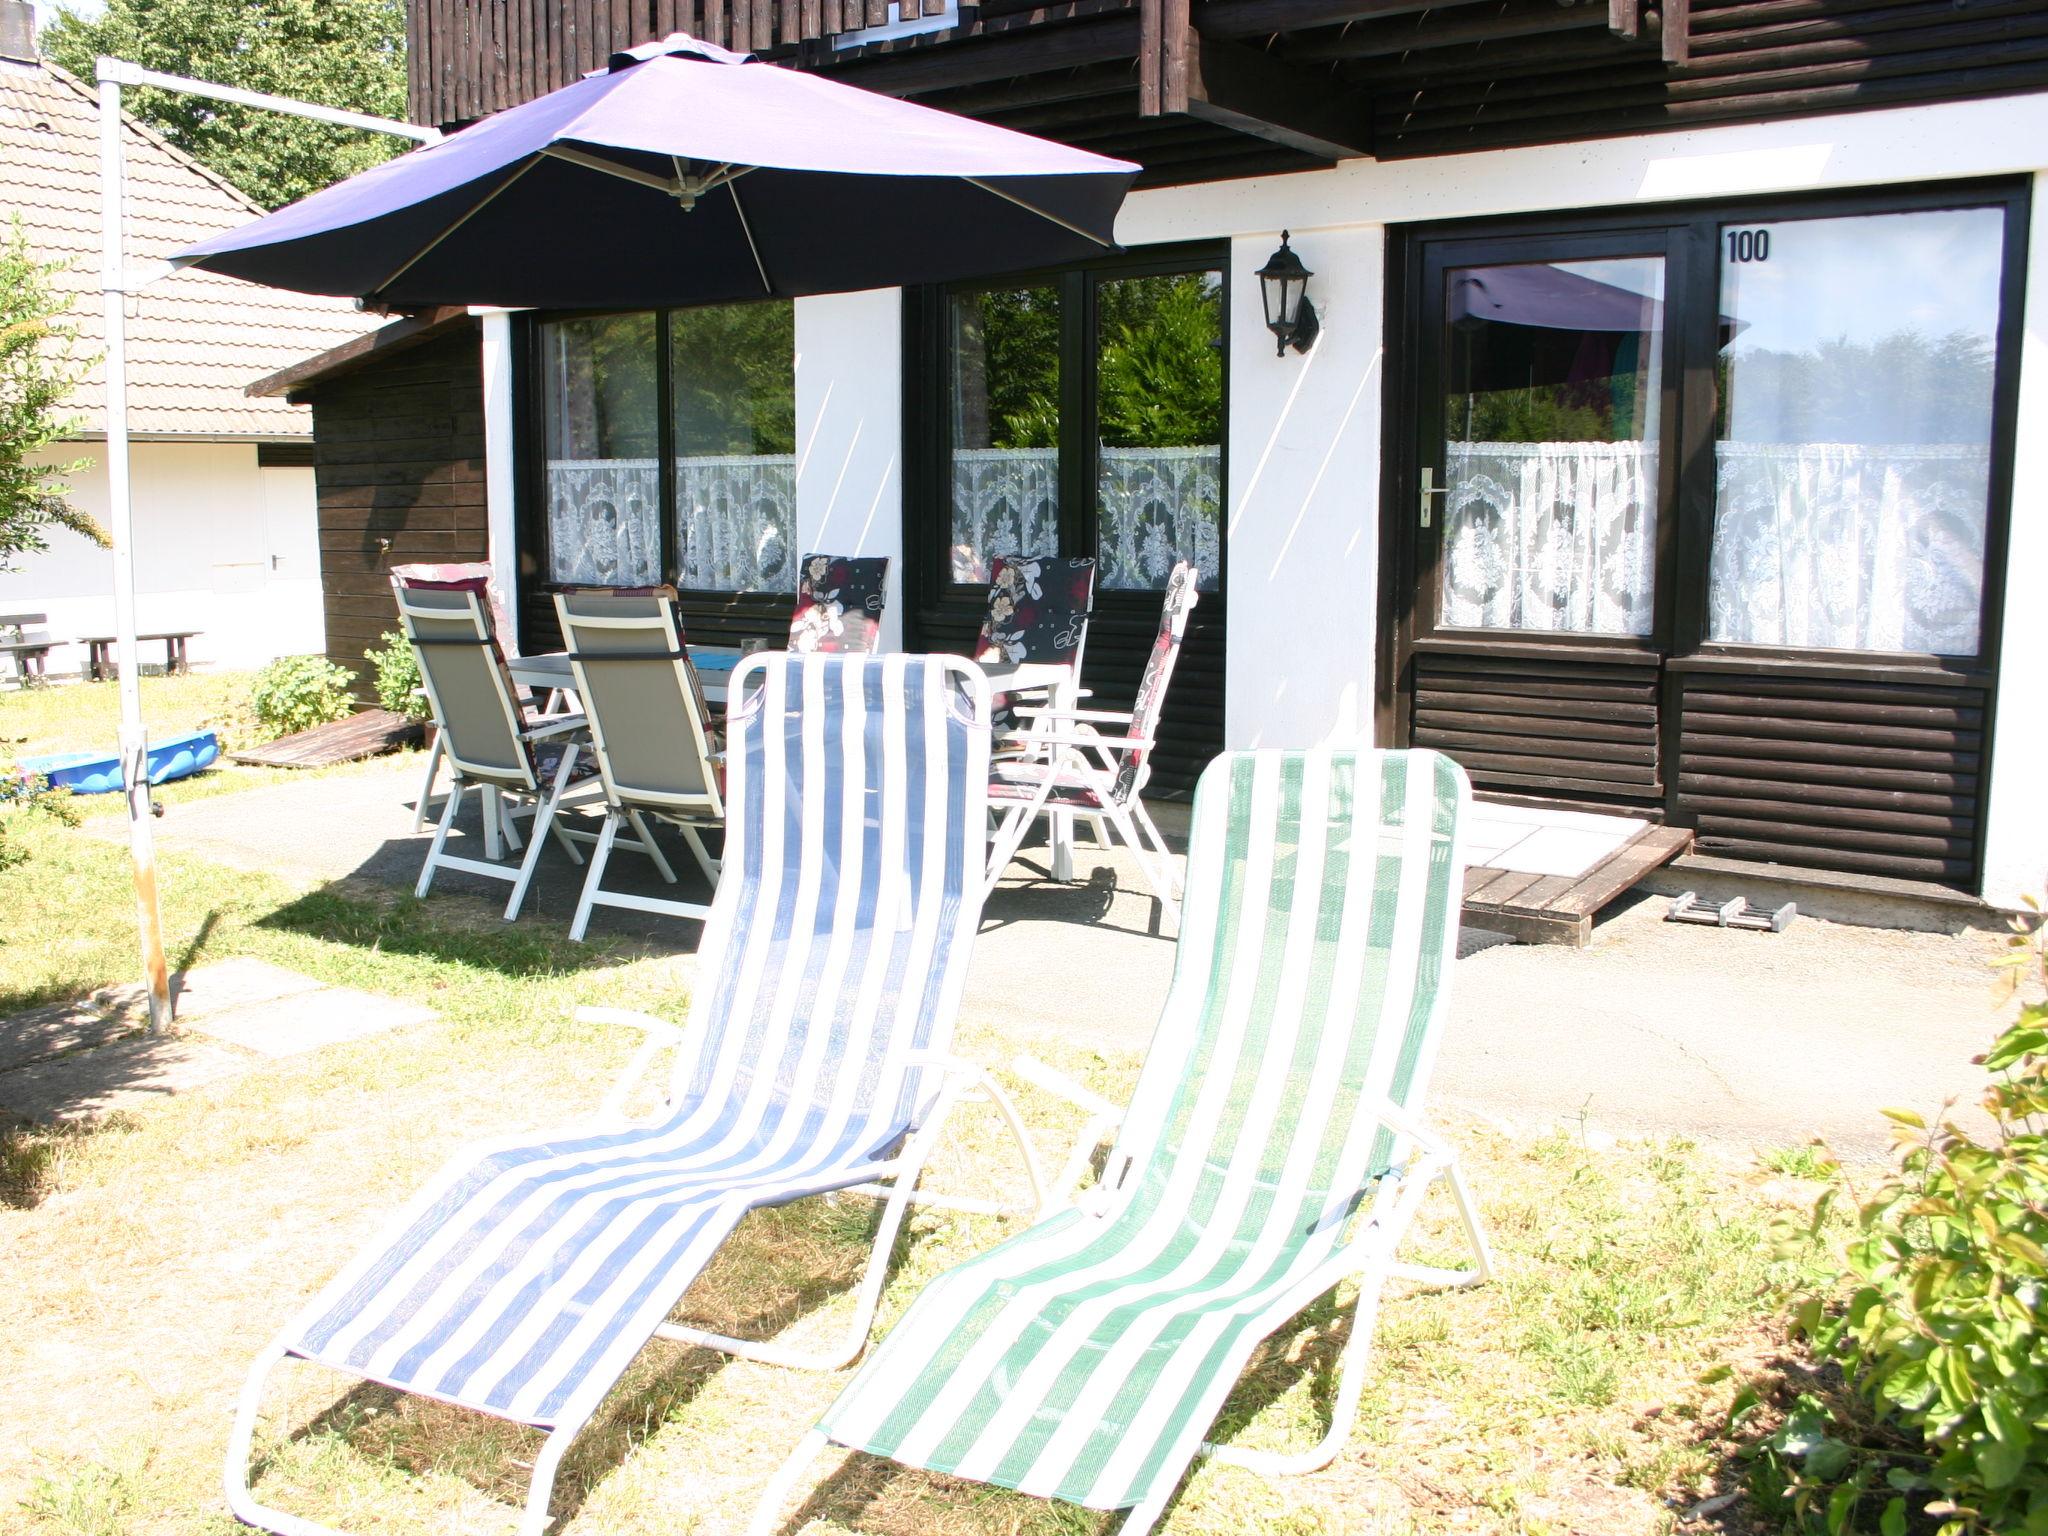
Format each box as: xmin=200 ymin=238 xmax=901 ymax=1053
xmin=1745 ymin=907 xmax=2048 ymax=1536
xmin=248 ymin=654 xmax=354 ymax=738
xmin=363 ymin=631 xmax=429 ymax=720
xmin=0 ymin=762 xmax=78 ymax=867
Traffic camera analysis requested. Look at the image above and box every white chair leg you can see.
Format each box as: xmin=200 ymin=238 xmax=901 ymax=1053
xmin=417 ymin=782 xmax=464 ymax=899
xmin=500 ymin=795 xmax=525 ymax=852
xmin=1050 ymin=808 xmax=1075 ymax=883
xmin=411 ymin=734 xmax=445 ymax=835
xmin=627 ymin=810 xmax=679 ymax=883
xmin=481 ymin=786 xmax=502 ymax=861
xmin=1107 ymin=798 xmax=1180 ymax=924
xmin=982 ymin=800 xmax=1041 ymax=901
xmin=1132 ymin=802 xmax=1183 ymax=897
xmin=747 ymin=1428 xmax=829 ymax=1536
xmin=570 ymin=814 xmax=622 ymax=943
xmin=517 ymin=1422 xmax=578 ymax=1536
xmin=504 ymin=750 xmax=577 ymax=922
xmin=677 ymin=823 xmax=721 ymax=884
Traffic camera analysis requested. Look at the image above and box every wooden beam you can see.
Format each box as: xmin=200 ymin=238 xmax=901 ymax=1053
xmin=1282 ymin=0 xmax=1611 ymax=63
xmin=1609 ymin=0 xmax=1641 ymax=39
xmin=824 ymin=16 xmax=1140 ymax=92
xmin=1173 ymin=31 xmax=1374 ymax=156
xmin=1660 ymin=0 xmax=1692 ymax=61
xmin=1195 ymin=0 xmax=1500 ymax=42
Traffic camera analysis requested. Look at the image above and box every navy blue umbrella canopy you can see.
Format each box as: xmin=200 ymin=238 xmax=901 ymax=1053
xmin=173 ymin=36 xmax=1139 ymax=310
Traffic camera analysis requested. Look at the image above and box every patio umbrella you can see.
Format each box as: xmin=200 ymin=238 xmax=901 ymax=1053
xmin=169 ymin=34 xmax=1139 ymax=310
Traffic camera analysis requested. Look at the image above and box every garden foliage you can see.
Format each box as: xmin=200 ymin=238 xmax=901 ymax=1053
xmin=249 ymin=655 xmax=354 ymax=737
xmin=363 ymin=632 xmax=428 ymax=720
xmin=1747 ymin=908 xmax=2048 ymax=1536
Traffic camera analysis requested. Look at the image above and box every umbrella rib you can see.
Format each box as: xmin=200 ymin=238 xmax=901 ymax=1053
xmin=963 ymin=178 xmax=1117 ymax=248
xmin=726 ymin=177 xmax=773 ymax=295
xmin=370 ymin=158 xmax=540 ymax=301
xmin=544 ymin=143 xmax=678 ymax=193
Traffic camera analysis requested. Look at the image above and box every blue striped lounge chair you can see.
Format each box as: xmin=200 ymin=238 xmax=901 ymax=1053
xmin=225 ymin=653 xmax=1048 ymax=1536
xmin=752 ymin=748 xmax=1494 ymax=1536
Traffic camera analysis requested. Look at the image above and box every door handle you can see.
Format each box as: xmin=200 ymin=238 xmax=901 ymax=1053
xmin=1419 ymin=466 xmax=1449 ymax=528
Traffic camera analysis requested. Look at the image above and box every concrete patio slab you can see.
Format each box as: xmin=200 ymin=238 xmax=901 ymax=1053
xmin=0 ymin=956 xmax=439 ymax=1124
xmin=84 ymin=756 xmax=2018 ymax=1159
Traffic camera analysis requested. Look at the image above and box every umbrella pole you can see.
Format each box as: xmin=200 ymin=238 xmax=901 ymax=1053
xmin=97 ymin=70 xmax=171 ymax=1034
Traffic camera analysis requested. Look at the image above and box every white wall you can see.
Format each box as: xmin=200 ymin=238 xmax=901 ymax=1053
xmin=793 ymin=288 xmax=906 ymax=652
xmin=0 ymin=440 xmax=325 ymax=674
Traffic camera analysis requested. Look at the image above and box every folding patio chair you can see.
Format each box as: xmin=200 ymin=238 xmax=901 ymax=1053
xmin=789 ymin=552 xmax=890 ymax=653
xmin=395 ymin=576 xmax=598 ymax=921
xmin=754 ymin=747 xmax=1493 ymax=1536
xmin=388 ymin=562 xmax=531 ymax=834
xmin=984 ymin=561 xmax=1199 ymax=919
xmin=555 ymin=587 xmax=726 ymax=942
xmin=226 ymin=653 xmax=1047 ymax=1536
xmin=974 ymin=553 xmax=1097 ymax=737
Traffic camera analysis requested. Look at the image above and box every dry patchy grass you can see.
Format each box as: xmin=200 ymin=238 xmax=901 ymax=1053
xmin=0 ymin=809 xmax=1799 ymax=1536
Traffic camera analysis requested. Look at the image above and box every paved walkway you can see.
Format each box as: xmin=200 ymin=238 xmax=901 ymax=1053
xmin=0 ymin=956 xmax=435 ymax=1123
xmin=92 ymin=756 xmax=2015 ymax=1159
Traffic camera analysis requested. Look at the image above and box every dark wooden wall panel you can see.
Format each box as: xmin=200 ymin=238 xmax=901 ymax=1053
xmin=1672 ymin=669 xmax=1986 ymax=883
xmin=1409 ymin=650 xmax=1664 ymax=806
xmin=306 ymin=328 xmax=487 ymax=702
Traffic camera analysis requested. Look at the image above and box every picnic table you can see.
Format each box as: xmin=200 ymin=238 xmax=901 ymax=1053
xmin=0 ymin=611 xmax=54 ymax=684
xmin=79 ymin=630 xmax=200 ymax=681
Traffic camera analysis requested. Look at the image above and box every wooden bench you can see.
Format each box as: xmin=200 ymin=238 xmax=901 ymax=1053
xmin=0 ymin=611 xmax=54 ymax=685
xmin=79 ymin=631 xmax=200 ymax=681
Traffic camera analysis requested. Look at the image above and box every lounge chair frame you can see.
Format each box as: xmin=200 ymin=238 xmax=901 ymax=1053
xmin=753 ymin=748 xmax=1494 ymax=1536
xmin=226 ymin=655 xmax=1045 ymax=1536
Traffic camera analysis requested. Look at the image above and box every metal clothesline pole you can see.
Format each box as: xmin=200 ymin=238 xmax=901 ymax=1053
xmin=94 ymin=56 xmax=437 ymax=1034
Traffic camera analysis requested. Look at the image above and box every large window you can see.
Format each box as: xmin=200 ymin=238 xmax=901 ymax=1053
xmin=539 ymin=301 xmax=795 ymax=592
xmin=1707 ymin=206 xmax=2003 ymax=654
xmin=943 ymin=258 xmax=1225 ymax=593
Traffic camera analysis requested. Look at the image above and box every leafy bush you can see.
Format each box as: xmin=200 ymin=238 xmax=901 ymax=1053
xmin=363 ymin=631 xmax=429 ymax=720
xmin=0 ymin=762 xmax=79 ymax=868
xmin=248 ymin=654 xmax=354 ymax=737
xmin=1744 ymin=908 xmax=2048 ymax=1536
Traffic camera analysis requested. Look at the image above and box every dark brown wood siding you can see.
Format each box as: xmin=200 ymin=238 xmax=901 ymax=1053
xmin=1408 ymin=647 xmax=1664 ymax=807
xmin=1670 ymin=665 xmax=1989 ymax=883
xmin=304 ymin=326 xmax=487 ymax=702
xmin=408 ymin=1 xmax=2048 ymax=188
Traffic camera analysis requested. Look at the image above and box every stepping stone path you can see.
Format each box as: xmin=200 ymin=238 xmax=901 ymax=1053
xmin=0 ymin=957 xmax=435 ymax=1124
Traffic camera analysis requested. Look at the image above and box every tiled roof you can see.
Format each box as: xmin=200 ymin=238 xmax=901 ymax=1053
xmin=0 ymin=56 xmax=376 ymax=439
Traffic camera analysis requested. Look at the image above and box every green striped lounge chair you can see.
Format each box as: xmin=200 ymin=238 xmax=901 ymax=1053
xmin=225 ymin=654 xmax=1048 ymax=1536
xmin=752 ymin=747 xmax=1494 ymax=1536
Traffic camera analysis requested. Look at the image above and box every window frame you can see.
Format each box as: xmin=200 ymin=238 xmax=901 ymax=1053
xmin=517 ymin=300 xmax=798 ymax=602
xmin=906 ymin=240 xmax=1233 ymax=619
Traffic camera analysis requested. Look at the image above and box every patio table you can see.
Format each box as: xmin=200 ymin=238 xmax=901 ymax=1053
xmin=508 ymin=645 xmax=745 ymax=709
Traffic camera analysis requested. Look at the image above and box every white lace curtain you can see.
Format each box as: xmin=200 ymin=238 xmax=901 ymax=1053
xmin=547 ymin=454 xmax=796 ymax=592
xmin=949 ymin=445 xmax=1222 ymax=589
xmin=1709 ymin=442 xmax=1988 ymax=654
xmin=1440 ymin=441 xmax=1658 ymax=636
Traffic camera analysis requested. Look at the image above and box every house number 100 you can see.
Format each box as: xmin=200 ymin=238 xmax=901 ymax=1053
xmin=1727 ymin=228 xmax=1771 ymax=263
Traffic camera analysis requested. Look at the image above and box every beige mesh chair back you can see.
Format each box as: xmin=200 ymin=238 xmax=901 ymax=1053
xmin=555 ymin=588 xmax=727 ymax=941
xmin=395 ymin=579 xmax=534 ymax=794
xmin=395 ymin=574 xmax=595 ymax=919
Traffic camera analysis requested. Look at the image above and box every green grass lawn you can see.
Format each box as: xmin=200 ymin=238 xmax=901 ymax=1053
xmin=0 ymin=745 xmax=1806 ymax=1536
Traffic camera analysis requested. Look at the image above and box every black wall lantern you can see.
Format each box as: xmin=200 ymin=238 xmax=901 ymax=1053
xmin=1257 ymin=231 xmax=1320 ymax=356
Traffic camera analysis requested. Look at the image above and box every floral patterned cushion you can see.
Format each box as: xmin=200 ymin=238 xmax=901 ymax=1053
xmin=1115 ymin=561 xmax=1201 ymax=800
xmin=974 ymin=556 xmax=1095 ymax=665
xmin=987 ymin=757 xmax=1106 ymax=811
xmin=790 ymin=554 xmax=889 ymax=654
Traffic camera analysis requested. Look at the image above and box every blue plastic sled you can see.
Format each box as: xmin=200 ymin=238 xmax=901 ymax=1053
xmin=18 ymin=729 xmax=220 ymax=795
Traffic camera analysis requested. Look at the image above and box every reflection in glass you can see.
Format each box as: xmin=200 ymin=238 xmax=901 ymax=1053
xmin=1439 ymin=256 xmax=1664 ymax=636
xmin=670 ymin=301 xmax=796 ymax=593
xmin=1094 ymin=271 xmax=1223 ymax=591
xmin=541 ymin=314 xmax=660 ymax=586
xmin=1709 ymin=207 xmax=2001 ymax=654
xmin=949 ymin=286 xmax=1060 ymax=584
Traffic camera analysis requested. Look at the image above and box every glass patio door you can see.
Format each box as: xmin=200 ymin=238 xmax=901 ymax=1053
xmin=1404 ymin=231 xmax=1680 ymax=804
